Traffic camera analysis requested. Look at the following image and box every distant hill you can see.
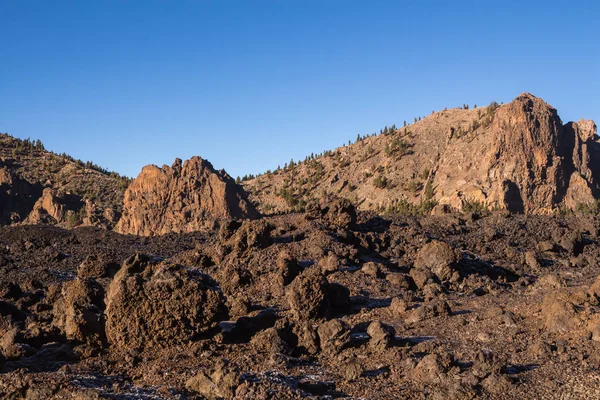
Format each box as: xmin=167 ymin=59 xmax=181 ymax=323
xmin=0 ymin=133 xmax=130 ymax=228
xmin=244 ymin=93 xmax=599 ymax=216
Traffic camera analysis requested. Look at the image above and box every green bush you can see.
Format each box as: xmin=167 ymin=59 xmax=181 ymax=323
xmin=373 ymin=175 xmax=388 ymax=189
xmin=384 ymin=198 xmax=437 ymax=217
xmin=462 ymin=199 xmax=487 ymax=213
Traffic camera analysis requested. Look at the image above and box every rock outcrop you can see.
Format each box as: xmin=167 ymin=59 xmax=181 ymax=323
xmin=434 ymin=93 xmax=599 ymax=213
xmin=0 ymin=167 xmax=42 ymax=224
xmin=115 ymin=156 xmax=259 ymax=236
xmin=0 ymin=134 xmax=129 ymax=229
xmin=25 ymin=188 xmax=84 ymax=225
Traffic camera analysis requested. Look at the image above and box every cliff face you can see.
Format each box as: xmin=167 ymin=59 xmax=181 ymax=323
xmin=245 ymin=93 xmax=599 ymax=215
xmin=432 ymin=93 xmax=596 ymax=213
xmin=434 ymin=93 xmax=599 ymax=213
xmin=115 ymin=157 xmax=259 ymax=236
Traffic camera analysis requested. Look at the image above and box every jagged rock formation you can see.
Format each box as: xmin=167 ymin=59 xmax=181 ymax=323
xmin=434 ymin=93 xmax=599 ymax=213
xmin=25 ymin=188 xmax=84 ymax=226
xmin=115 ymin=156 xmax=259 ymax=236
xmin=245 ymin=93 xmax=599 ymax=214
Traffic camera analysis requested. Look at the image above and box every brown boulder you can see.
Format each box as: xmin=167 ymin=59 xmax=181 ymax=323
xmin=53 ymin=278 xmax=105 ymax=345
xmin=317 ymin=319 xmax=349 ymax=354
xmin=414 ymin=241 xmax=459 ymax=282
xmin=411 ymin=352 xmax=455 ymax=385
xmin=105 ymin=254 xmax=228 ymax=349
xmin=185 ymin=360 xmax=241 ymax=400
xmin=285 ymin=268 xmax=349 ymax=321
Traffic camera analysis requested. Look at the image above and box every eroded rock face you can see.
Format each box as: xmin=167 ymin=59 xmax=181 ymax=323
xmin=26 ymin=188 xmax=84 ymax=225
xmin=115 ymin=157 xmax=259 ymax=236
xmin=435 ymin=93 xmax=600 ymax=213
xmin=105 ymin=254 xmax=228 ymax=350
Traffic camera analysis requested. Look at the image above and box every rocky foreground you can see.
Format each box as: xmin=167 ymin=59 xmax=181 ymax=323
xmin=1 ymin=202 xmax=600 ymax=399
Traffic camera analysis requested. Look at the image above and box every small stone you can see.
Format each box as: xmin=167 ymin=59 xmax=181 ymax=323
xmin=362 ymin=262 xmax=382 ymax=278
xmin=367 ymin=321 xmax=395 ymax=351
xmin=343 ymin=357 xmax=363 ymax=381
xmin=407 ymin=301 xmax=451 ymax=324
xmin=476 ymin=332 xmax=492 ymax=342
xmin=390 ymin=297 xmax=408 ymax=314
xmin=524 ymin=251 xmax=541 ymax=270
xmin=503 ymin=311 xmax=518 ymax=328
xmin=385 ymin=273 xmax=411 ymax=289
xmin=590 ymin=325 xmax=600 ymax=342
xmin=320 ymin=254 xmax=341 ymax=274
xmin=537 ymin=241 xmax=555 ymax=253
xmin=410 ymin=267 xmax=435 ymax=289
xmin=317 ymin=319 xmax=349 ymax=354
xmin=539 ymin=273 xmax=565 ymax=288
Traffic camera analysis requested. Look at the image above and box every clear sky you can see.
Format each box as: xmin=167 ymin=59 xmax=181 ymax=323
xmin=1 ymin=1 xmax=598 ymax=179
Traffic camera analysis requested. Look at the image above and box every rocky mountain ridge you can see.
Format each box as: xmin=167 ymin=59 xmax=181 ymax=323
xmin=245 ymin=93 xmax=599 ymax=215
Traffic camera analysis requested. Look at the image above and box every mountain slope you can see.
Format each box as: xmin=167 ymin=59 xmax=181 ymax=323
xmin=244 ymin=93 xmax=599 ymax=215
xmin=0 ymin=134 xmax=130 ymax=228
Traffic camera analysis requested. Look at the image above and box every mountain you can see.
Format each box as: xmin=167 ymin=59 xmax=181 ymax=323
xmin=244 ymin=93 xmax=599 ymax=215
xmin=115 ymin=156 xmax=259 ymax=236
xmin=2 ymin=92 xmax=598 ymax=235
xmin=0 ymin=134 xmax=130 ymax=228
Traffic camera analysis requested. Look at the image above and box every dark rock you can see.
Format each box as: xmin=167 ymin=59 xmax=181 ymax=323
xmin=185 ymin=359 xmax=241 ymax=400
xmin=367 ymin=321 xmax=395 ymax=351
xmin=407 ymin=301 xmax=451 ymax=324
xmin=276 ymin=251 xmax=300 ymax=286
xmin=414 ymin=241 xmax=459 ymax=281
xmin=105 ymin=254 xmax=228 ymax=350
xmin=53 ymin=278 xmax=105 ymax=346
xmin=317 ymin=319 xmax=349 ymax=354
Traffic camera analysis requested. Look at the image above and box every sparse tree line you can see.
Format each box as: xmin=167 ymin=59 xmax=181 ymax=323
xmin=5 ymin=134 xmax=132 ymax=191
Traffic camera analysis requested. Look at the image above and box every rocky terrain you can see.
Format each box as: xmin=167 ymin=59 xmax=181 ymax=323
xmin=0 ymin=92 xmax=600 ymax=399
xmin=0 ymin=134 xmax=130 ymax=229
xmin=1 ymin=206 xmax=600 ymax=399
xmin=244 ymin=93 xmax=599 ymax=215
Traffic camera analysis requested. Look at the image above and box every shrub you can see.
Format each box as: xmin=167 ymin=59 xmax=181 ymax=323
xmin=384 ymin=198 xmax=437 ymax=217
xmin=462 ymin=199 xmax=487 ymax=214
xmin=385 ymin=138 xmax=410 ymax=158
xmin=373 ymin=175 xmax=388 ymax=189
xmin=408 ymin=180 xmax=419 ymax=194
xmin=423 ymin=180 xmax=435 ymax=201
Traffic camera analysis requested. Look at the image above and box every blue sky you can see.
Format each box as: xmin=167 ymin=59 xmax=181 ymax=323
xmin=1 ymin=1 xmax=598 ymax=178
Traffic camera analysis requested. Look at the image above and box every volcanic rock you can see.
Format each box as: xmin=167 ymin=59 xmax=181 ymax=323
xmin=105 ymin=254 xmax=228 ymax=349
xmin=53 ymin=278 xmax=105 ymax=345
xmin=414 ymin=240 xmax=460 ymax=281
